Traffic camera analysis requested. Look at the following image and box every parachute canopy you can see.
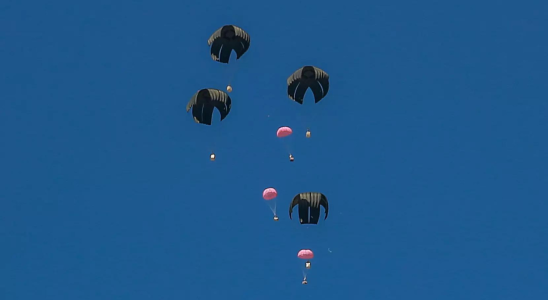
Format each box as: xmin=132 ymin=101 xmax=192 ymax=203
xmin=289 ymin=192 xmax=329 ymax=224
xmin=263 ymin=188 xmax=278 ymax=201
xmin=276 ymin=126 xmax=293 ymax=138
xmin=186 ymin=88 xmax=231 ymax=125
xmin=208 ymin=25 xmax=251 ymax=63
xmin=287 ymin=66 xmax=330 ymax=104
xmin=297 ymin=249 xmax=314 ymax=259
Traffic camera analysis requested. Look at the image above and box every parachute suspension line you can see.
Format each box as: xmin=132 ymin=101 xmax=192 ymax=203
xmin=265 ymin=199 xmax=277 ymax=219
xmin=209 ymin=119 xmax=224 ymax=160
xmin=210 ymin=121 xmax=218 ymax=155
xmin=283 ymin=139 xmax=292 ymax=155
xmin=300 ymin=102 xmax=313 ymax=137
xmin=227 ymin=55 xmax=241 ymax=86
xmin=294 ymin=104 xmax=309 ymax=138
xmin=223 ymin=51 xmax=241 ymax=93
xmin=215 ymin=44 xmax=229 ymax=90
xmin=198 ymin=105 xmax=215 ymax=155
xmin=277 ymin=135 xmax=292 ymax=156
xmin=307 ymin=99 xmax=326 ymax=137
xmin=301 ymin=268 xmax=309 ymax=284
xmin=211 ymin=121 xmax=224 ymax=159
xmin=265 ymin=200 xmax=277 ymax=220
xmin=291 ymin=82 xmax=308 ymax=133
xmin=282 ymin=139 xmax=294 ymax=162
xmin=268 ymin=200 xmax=277 ymax=215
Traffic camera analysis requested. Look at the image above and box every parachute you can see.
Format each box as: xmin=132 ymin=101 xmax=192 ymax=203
xmin=208 ymin=25 xmax=251 ymax=64
xmin=276 ymin=126 xmax=295 ymax=161
xmin=287 ymin=66 xmax=330 ymax=104
xmin=297 ymin=249 xmax=314 ymax=259
xmin=298 ymin=249 xmax=314 ymax=284
xmin=263 ymin=188 xmax=279 ymax=221
xmin=289 ymin=192 xmax=329 ymax=224
xmin=263 ymin=188 xmax=278 ymax=200
xmin=186 ymin=88 xmax=231 ymax=125
xmin=276 ymin=126 xmax=293 ymax=138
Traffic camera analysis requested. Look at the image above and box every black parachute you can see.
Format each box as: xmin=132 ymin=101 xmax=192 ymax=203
xmin=186 ymin=88 xmax=231 ymax=125
xmin=208 ymin=25 xmax=251 ymax=64
xmin=289 ymin=192 xmax=329 ymax=224
xmin=287 ymin=66 xmax=329 ymax=104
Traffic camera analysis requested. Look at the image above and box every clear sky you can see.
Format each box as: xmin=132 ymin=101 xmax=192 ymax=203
xmin=1 ymin=0 xmax=547 ymax=299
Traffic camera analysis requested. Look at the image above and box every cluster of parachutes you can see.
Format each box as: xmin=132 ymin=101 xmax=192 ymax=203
xmin=187 ymin=25 xmax=330 ymax=285
xmin=263 ymin=189 xmax=329 ymax=284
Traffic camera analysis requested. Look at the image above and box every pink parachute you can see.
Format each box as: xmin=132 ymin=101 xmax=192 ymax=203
xmin=297 ymin=249 xmax=314 ymax=259
xmin=262 ymin=188 xmax=278 ymax=200
xmin=276 ymin=126 xmax=293 ymax=138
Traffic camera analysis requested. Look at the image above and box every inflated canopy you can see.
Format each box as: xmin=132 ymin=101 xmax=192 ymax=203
xmin=186 ymin=88 xmax=231 ymax=125
xmin=208 ymin=25 xmax=251 ymax=63
xmin=289 ymin=192 xmax=329 ymax=224
xmin=287 ymin=66 xmax=329 ymax=104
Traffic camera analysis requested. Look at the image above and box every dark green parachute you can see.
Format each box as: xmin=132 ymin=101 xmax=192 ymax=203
xmin=208 ymin=25 xmax=251 ymax=64
xmin=186 ymin=88 xmax=231 ymax=125
xmin=287 ymin=66 xmax=329 ymax=104
xmin=289 ymin=192 xmax=329 ymax=224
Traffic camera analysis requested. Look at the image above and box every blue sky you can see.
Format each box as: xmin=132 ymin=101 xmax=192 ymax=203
xmin=1 ymin=0 xmax=548 ymax=299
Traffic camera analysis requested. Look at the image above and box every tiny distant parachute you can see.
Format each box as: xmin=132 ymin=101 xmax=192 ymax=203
xmin=186 ymin=88 xmax=231 ymax=125
xmin=277 ymin=126 xmax=293 ymax=138
xmin=297 ymin=249 xmax=314 ymax=259
xmin=289 ymin=192 xmax=329 ymax=224
xmin=287 ymin=66 xmax=329 ymax=104
xmin=208 ymin=25 xmax=251 ymax=64
xmin=263 ymin=188 xmax=278 ymax=200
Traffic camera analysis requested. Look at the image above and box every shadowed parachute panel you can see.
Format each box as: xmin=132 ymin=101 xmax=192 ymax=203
xmin=186 ymin=88 xmax=231 ymax=125
xmin=287 ymin=66 xmax=329 ymax=104
xmin=289 ymin=192 xmax=329 ymax=224
xmin=208 ymin=25 xmax=251 ymax=63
